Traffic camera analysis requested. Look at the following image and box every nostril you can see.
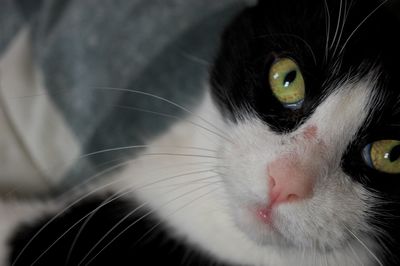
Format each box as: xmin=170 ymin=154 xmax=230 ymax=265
xmin=286 ymin=194 xmax=299 ymax=202
xmin=267 ymin=156 xmax=315 ymax=206
xmin=270 ymin=175 xmax=276 ymax=188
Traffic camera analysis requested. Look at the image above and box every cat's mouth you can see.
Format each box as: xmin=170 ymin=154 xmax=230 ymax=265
xmin=254 ymin=206 xmax=312 ymax=247
xmin=235 ymin=201 xmax=357 ymax=252
xmin=256 ymin=206 xmax=274 ymax=226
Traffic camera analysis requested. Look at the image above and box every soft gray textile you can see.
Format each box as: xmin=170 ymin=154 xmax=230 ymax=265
xmin=0 ymin=0 xmax=250 ymax=190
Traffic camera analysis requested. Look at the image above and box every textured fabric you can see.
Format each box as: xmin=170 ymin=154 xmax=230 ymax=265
xmin=0 ymin=0 xmax=251 ymax=192
xmin=0 ymin=28 xmax=80 ymax=193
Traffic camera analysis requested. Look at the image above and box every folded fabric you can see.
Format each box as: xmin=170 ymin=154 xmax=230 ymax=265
xmin=0 ymin=0 xmax=250 ymax=193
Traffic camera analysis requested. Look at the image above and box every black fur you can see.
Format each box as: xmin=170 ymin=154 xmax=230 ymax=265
xmin=210 ymin=0 xmax=400 ymax=264
xmin=210 ymin=0 xmax=400 ymax=132
xmin=9 ymin=195 xmax=228 ymax=266
xmin=8 ymin=0 xmax=400 ymax=265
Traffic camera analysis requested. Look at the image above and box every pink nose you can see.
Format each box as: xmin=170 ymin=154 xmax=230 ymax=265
xmin=267 ymin=156 xmax=315 ymax=206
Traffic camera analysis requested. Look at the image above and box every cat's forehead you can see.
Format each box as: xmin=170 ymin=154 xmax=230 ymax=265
xmin=250 ymin=0 xmax=400 ymax=71
xmin=210 ymin=0 xmax=400 ymax=196
xmin=211 ymin=0 xmax=400 ymax=128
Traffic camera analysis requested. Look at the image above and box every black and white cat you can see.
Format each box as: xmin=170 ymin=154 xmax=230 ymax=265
xmin=2 ymin=0 xmax=400 ymax=265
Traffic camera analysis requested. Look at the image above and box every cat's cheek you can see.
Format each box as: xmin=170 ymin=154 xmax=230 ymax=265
xmin=220 ymin=142 xmax=375 ymax=252
xmin=275 ymin=180 xmax=374 ymax=247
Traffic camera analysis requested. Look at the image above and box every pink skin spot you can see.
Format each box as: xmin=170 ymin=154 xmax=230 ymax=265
xmin=303 ymin=125 xmax=318 ymax=140
xmin=256 ymin=154 xmax=316 ymax=225
xmin=256 ymin=125 xmax=321 ymax=226
xmin=256 ymin=206 xmax=274 ymax=225
xmin=267 ymin=156 xmax=315 ymax=206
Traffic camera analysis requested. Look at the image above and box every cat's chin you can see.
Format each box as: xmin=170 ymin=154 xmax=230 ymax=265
xmin=231 ymin=204 xmax=353 ymax=252
xmin=230 ymin=205 xmax=291 ymax=247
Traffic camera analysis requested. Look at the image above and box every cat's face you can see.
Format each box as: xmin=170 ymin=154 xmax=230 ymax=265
xmin=210 ymin=0 xmax=400 ymax=262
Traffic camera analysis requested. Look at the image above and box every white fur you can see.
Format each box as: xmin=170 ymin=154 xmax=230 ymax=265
xmin=0 ymin=74 xmax=383 ymax=265
xmin=108 ymin=74 xmax=384 ymax=265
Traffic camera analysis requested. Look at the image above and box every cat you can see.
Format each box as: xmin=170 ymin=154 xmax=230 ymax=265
xmin=1 ymin=0 xmax=400 ymax=265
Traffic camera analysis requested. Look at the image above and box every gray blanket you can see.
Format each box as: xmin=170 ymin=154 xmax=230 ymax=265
xmin=5 ymin=0 xmax=399 ymax=193
xmin=0 ymin=0 xmax=251 ymax=192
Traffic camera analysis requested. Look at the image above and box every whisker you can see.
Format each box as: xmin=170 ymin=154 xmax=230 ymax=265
xmin=8 ymin=87 xmax=232 ymax=146
xmin=347 ymin=241 xmax=364 ymax=266
xmin=12 ymin=178 xmax=126 ymax=266
xmin=132 ymin=182 xmax=222 ymax=247
xmin=57 ymin=159 xmax=145 ymax=199
xmin=64 ymin=172 xmax=219 ymax=265
xmin=148 ymin=175 xmax=220 ymax=190
xmin=323 ymin=0 xmax=331 ymax=62
xmin=78 ymin=182 xmax=220 ymax=265
xmin=344 ymin=226 xmax=383 ymax=266
xmin=63 ymin=198 xmax=145 ymax=266
xmin=66 ymin=153 xmax=220 ymax=197
xmin=258 ymin=33 xmax=317 ymax=65
xmin=91 ymin=87 xmax=228 ymax=138
xmin=10 ymin=87 xmax=226 ymax=139
xmin=61 ymin=158 xmax=217 ymax=200
xmin=373 ymin=234 xmax=392 ymax=265
xmin=81 ymin=144 xmax=217 ymax=158
xmin=140 ymin=152 xmax=220 ymax=160
xmin=329 ymin=0 xmax=343 ymax=50
xmin=338 ymin=0 xmax=388 ymax=56
xmin=114 ymin=104 xmax=232 ymax=143
xmin=28 ymin=197 xmax=147 ymax=266
xmin=12 ymin=167 xmax=217 ymax=265
xmin=332 ymin=0 xmax=350 ymax=56
xmin=28 ymin=171 xmax=218 ymax=266
xmin=179 ymin=51 xmax=211 ymax=67
xmin=81 ymin=183 xmax=221 ymax=266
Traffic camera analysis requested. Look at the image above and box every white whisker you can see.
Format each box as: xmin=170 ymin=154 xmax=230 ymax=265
xmin=64 ymin=173 xmax=219 ymax=265
xmin=338 ymin=0 xmax=388 ymax=56
xmin=329 ymin=0 xmax=343 ymax=50
xmin=332 ymin=0 xmax=350 ymax=56
xmin=12 ymin=178 xmax=127 ymax=266
xmin=91 ymin=87 xmax=228 ymax=138
xmin=259 ymin=33 xmax=317 ymax=65
xmin=347 ymin=241 xmax=364 ymax=266
xmin=179 ymin=51 xmax=211 ymax=66
xmin=140 ymin=152 xmax=220 ymax=159
xmin=323 ymin=0 xmax=331 ymax=61
xmin=78 ymin=182 xmax=220 ymax=265
xmin=12 ymin=167 xmax=217 ymax=265
xmin=82 ymin=184 xmax=221 ymax=266
xmin=113 ymin=104 xmax=232 ymax=143
xmin=345 ymin=226 xmax=383 ymax=266
xmin=61 ymin=159 xmax=217 ymax=200
xmin=81 ymin=144 xmax=217 ymax=158
xmin=132 ymin=183 xmax=222 ymax=247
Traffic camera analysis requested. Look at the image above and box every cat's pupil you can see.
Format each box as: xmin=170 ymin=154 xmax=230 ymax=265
xmin=389 ymin=145 xmax=400 ymax=162
xmin=283 ymin=70 xmax=297 ymax=88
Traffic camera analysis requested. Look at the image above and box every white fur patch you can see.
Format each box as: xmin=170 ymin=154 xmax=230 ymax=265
xmin=112 ymin=74 xmax=384 ymax=265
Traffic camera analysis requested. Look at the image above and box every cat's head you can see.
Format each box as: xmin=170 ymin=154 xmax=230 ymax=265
xmin=210 ymin=0 xmax=400 ymax=263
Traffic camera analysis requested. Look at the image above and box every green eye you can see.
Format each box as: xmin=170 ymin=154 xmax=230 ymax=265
xmin=362 ymin=140 xmax=400 ymax=174
xmin=269 ymin=58 xmax=305 ymax=109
